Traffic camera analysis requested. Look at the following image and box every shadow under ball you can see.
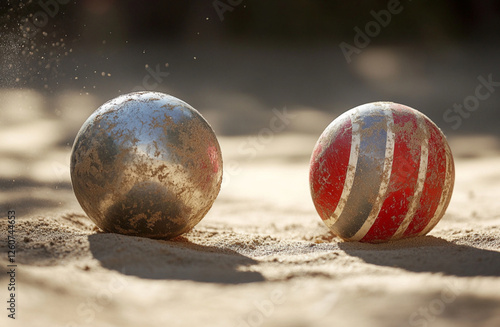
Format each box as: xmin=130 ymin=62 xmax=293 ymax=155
xmin=70 ymin=92 xmax=223 ymax=239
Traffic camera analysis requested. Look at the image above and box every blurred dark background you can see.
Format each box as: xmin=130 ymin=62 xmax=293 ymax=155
xmin=1 ymin=0 xmax=500 ymax=136
xmin=1 ymin=0 xmax=500 ymax=215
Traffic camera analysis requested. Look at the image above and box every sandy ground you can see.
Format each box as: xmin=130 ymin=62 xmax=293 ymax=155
xmin=1 ymin=43 xmax=500 ymax=327
xmin=1 ymin=85 xmax=500 ymax=327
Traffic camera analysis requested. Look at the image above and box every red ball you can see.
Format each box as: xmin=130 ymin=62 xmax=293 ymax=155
xmin=309 ymin=102 xmax=455 ymax=243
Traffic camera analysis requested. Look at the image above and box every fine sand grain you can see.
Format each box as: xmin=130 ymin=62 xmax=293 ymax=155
xmin=2 ymin=63 xmax=500 ymax=327
xmin=1 ymin=123 xmax=500 ymax=326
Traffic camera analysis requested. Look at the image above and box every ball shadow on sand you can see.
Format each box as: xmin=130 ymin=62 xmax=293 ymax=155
xmin=339 ymin=236 xmax=500 ymax=277
xmin=88 ymin=233 xmax=264 ymax=284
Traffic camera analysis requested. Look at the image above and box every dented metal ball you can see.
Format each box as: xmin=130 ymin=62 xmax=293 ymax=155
xmin=70 ymin=91 xmax=223 ymax=239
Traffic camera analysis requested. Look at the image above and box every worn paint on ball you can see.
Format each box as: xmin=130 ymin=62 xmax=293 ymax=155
xmin=309 ymin=102 xmax=455 ymax=243
xmin=70 ymin=92 xmax=223 ymax=239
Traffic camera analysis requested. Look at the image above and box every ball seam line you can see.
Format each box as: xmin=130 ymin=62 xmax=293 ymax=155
xmin=323 ymin=109 xmax=361 ymax=228
xmin=349 ymin=108 xmax=395 ymax=241
xmin=332 ymin=106 xmax=389 ymax=238
xmin=418 ymin=140 xmax=453 ymax=236
xmin=391 ymin=114 xmax=429 ymax=240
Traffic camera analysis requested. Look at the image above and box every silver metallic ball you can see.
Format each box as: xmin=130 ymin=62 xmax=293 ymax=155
xmin=70 ymin=91 xmax=223 ymax=239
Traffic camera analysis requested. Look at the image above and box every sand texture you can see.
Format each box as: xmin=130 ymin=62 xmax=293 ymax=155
xmin=1 ymin=45 xmax=500 ymax=327
xmin=2 ymin=126 xmax=500 ymax=327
